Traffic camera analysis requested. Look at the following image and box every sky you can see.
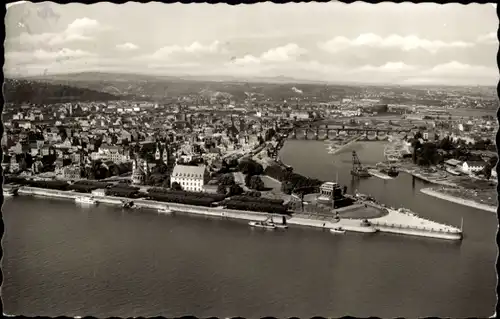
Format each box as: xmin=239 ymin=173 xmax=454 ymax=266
xmin=4 ymin=2 xmax=499 ymax=85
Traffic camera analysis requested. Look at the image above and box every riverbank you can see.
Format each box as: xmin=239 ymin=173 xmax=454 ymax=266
xmin=399 ymin=167 xmax=458 ymax=187
xmin=420 ymin=187 xmax=497 ymax=213
xmin=15 ymin=186 xmax=463 ymax=241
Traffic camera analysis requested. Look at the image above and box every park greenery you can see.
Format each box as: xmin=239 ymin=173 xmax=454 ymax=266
xmin=264 ymin=164 xmax=323 ymax=195
xmin=411 ymin=132 xmax=497 ymax=179
xmin=223 ymin=200 xmax=289 ymax=215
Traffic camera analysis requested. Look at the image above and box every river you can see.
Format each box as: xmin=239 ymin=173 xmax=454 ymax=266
xmin=2 ymin=140 xmax=497 ymax=317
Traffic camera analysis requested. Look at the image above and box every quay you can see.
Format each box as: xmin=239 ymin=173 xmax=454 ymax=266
xmin=15 ymin=186 xmax=464 ymax=241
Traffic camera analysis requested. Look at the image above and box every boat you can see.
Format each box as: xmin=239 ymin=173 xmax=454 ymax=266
xmin=375 ymin=162 xmax=399 ymax=177
xmin=330 ymin=227 xmax=346 ymax=234
xmin=384 ymin=166 xmax=399 ymax=177
xmin=122 ymin=200 xmax=135 ymax=209
xmin=75 ymin=196 xmax=97 ymax=205
xmin=351 ymin=167 xmax=371 ymax=177
xmin=158 ymin=207 xmax=173 ymax=214
xmin=446 ymin=167 xmax=462 ymax=176
xmin=3 ymin=187 xmax=18 ymax=197
xmin=248 ymin=220 xmax=277 ymax=230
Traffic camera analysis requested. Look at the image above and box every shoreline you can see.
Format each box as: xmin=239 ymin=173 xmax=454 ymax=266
xmin=11 ymin=186 xmax=463 ymax=241
xmin=420 ymin=187 xmax=497 ymax=213
xmin=399 ymin=168 xmax=458 ymax=187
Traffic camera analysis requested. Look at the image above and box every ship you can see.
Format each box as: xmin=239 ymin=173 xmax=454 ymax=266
xmin=75 ymin=196 xmax=97 ymax=205
xmin=375 ymin=162 xmax=399 ymax=178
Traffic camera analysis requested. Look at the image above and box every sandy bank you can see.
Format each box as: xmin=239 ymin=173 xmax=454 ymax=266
xmin=420 ymin=187 xmax=497 ymax=213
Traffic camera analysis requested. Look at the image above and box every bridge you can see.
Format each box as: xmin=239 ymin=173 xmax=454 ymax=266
xmin=288 ymin=124 xmax=415 ymax=141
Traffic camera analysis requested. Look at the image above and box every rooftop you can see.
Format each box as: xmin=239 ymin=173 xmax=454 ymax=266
xmin=172 ymin=164 xmax=206 ymax=179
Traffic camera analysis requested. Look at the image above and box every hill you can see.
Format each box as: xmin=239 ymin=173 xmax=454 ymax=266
xmin=21 ymin=71 xmax=362 ymax=102
xmin=3 ymin=78 xmax=136 ymax=104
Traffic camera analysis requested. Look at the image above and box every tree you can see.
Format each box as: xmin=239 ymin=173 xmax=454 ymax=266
xmin=219 ymin=173 xmax=235 ymax=186
xmin=438 ymin=136 xmax=454 ymax=151
xmin=265 ymin=128 xmax=276 ymax=141
xmin=228 ymin=184 xmax=244 ymax=196
xmin=161 ymin=178 xmax=171 ymax=188
xmin=217 ymin=184 xmax=227 ymax=194
xmin=249 ymin=175 xmax=265 ymax=191
xmin=418 ymin=142 xmax=439 ymax=166
xmin=171 ymin=181 xmax=182 ymax=191
xmin=483 ymin=164 xmax=492 ymax=180
xmin=238 ymin=159 xmax=263 ymax=176
xmin=244 ymin=173 xmax=252 ymax=187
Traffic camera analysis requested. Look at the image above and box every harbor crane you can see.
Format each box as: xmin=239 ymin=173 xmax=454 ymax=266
xmin=351 ymin=150 xmax=371 ymax=178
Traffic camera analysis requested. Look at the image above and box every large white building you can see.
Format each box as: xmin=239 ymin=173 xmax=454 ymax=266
xmin=170 ymin=164 xmax=209 ymax=192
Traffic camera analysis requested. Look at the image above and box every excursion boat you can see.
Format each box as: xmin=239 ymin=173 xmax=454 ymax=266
xmin=158 ymin=207 xmax=173 ymax=214
xmin=75 ymin=196 xmax=97 ymax=205
xmin=264 ymin=216 xmax=288 ymax=229
xmin=248 ymin=220 xmax=277 ymax=230
xmin=330 ymin=227 xmax=346 ymax=234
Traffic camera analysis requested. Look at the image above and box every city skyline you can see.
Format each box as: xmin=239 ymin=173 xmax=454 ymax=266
xmin=4 ymin=2 xmax=499 ymax=86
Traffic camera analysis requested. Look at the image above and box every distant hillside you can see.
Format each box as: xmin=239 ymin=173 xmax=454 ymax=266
xmin=21 ymin=71 xmax=362 ymax=102
xmin=3 ymin=78 xmax=133 ymax=104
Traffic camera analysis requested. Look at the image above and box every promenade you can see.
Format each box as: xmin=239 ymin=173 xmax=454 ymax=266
xmin=16 ymin=185 xmax=464 ymax=241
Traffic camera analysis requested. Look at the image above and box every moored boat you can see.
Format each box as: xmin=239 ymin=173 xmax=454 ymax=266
xmin=3 ymin=187 xmax=19 ymax=197
xmin=75 ymin=196 xmax=97 ymax=205
xmin=158 ymin=207 xmax=173 ymax=214
xmin=249 ymin=220 xmax=277 ymax=230
xmin=330 ymin=227 xmax=346 ymax=234
xmin=122 ymin=200 xmax=135 ymax=209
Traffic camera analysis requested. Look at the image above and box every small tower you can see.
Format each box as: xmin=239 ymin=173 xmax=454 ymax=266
xmin=162 ymin=143 xmax=169 ymax=163
xmin=155 ymin=143 xmax=161 ymax=160
xmin=143 ymin=159 xmax=148 ymax=175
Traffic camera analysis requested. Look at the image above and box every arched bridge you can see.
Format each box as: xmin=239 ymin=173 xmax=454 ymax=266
xmin=289 ymin=124 xmax=414 ymax=141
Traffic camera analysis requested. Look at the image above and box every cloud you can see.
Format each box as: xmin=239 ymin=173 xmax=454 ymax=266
xmin=429 ymin=61 xmax=496 ymax=77
xmin=477 ymin=32 xmax=497 ymax=44
xmin=319 ymin=33 xmax=474 ymax=53
xmin=356 ymin=61 xmax=418 ymax=73
xmin=145 ymin=40 xmax=224 ymax=60
xmin=232 ymin=54 xmax=261 ymax=65
xmin=231 ymin=43 xmax=307 ymax=66
xmin=260 ymin=43 xmax=307 ymax=62
xmin=5 ymin=48 xmax=95 ymax=64
xmin=13 ymin=17 xmax=102 ymax=46
xmin=116 ymin=42 xmax=139 ymax=51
